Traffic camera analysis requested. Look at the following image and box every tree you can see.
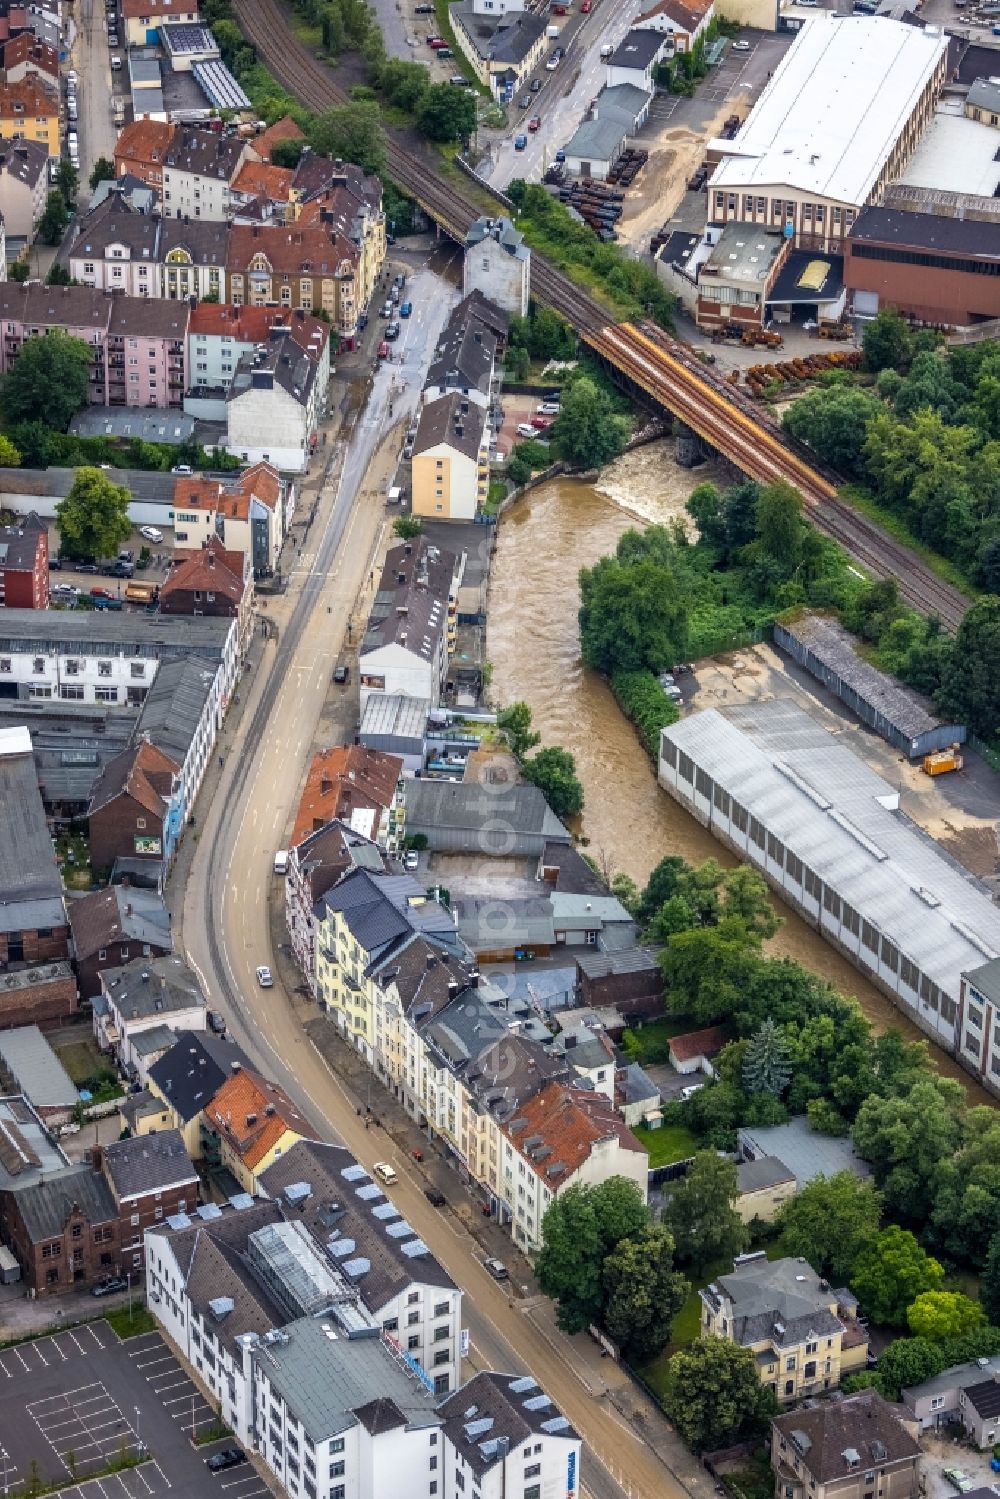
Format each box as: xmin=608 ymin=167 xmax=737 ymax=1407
xmin=937 ymin=597 xmax=1000 ymax=741
xmin=864 ymin=1337 xmax=945 ymax=1401
xmin=55 ymin=467 xmax=132 ymax=561
xmin=602 ymin=1226 xmax=689 ymax=1362
xmin=852 ymin=1077 xmax=965 ymax=1225
xmin=7 ymin=259 xmax=29 ymax=283
xmin=776 ymin=1173 xmax=882 ymax=1286
xmin=55 ymin=159 xmax=79 ymax=206
xmin=270 ymin=136 xmax=306 ymax=168
xmin=981 ymin=1232 xmax=1000 ymax=1325
xmin=663 ymin=1152 xmax=747 ymax=1274
xmin=754 ymin=481 xmax=802 ymax=577
xmin=2 ymin=329 xmax=92 ymax=428
xmin=782 ymin=385 xmax=883 ymax=476
xmin=863 ymin=307 xmax=914 ymax=373
xmin=376 ymin=57 xmax=431 ymax=113
xmin=850 ymin=1226 xmax=944 ymax=1326
xmin=579 ymin=527 xmax=689 ymax=677
xmin=497 ymin=701 xmax=540 ymax=761
xmin=0 ymin=433 xmax=20 ymax=467
xmin=660 ymin=917 xmax=761 ymax=1027
xmin=392 ymin=515 xmax=423 ymax=540
xmin=46 ymin=263 xmax=73 ymax=286
xmin=742 ymin=1018 xmax=791 ymax=1097
xmin=89 ymin=156 xmax=115 ymax=191
xmin=552 ymin=376 xmax=630 ymax=470
xmin=311 ymin=100 xmax=385 ymax=174
xmin=907 ymin=1290 xmax=986 ymax=1342
xmin=38 ymin=189 xmax=69 ymax=245
xmin=536 ymin=1178 xmax=648 ymax=1333
xmin=521 ymin=745 xmax=584 ymax=818
xmin=662 ymin=1339 xmax=777 ymax=1452
xmin=417 ymin=82 xmax=476 ymax=143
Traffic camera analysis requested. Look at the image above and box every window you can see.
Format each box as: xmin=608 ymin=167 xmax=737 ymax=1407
xmin=130 ymin=663 xmax=145 ymax=679
xmin=525 ymin=1465 xmax=541 ymax=1479
xmin=330 ymin=1462 xmax=345 ymax=1478
xmin=785 ymin=1356 xmax=796 ymax=1371
xmin=331 ymin=1439 xmax=345 ymax=1454
xmin=525 ymin=1488 xmax=541 ymax=1499
xmin=98 ymin=661 xmax=112 ymax=677
xmin=33 ymin=656 xmax=44 ymax=673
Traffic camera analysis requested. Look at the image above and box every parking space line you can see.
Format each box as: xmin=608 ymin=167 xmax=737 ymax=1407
xmin=49 ymin=1335 xmax=70 ymax=1360
xmin=135 ymin=1355 xmax=173 ymax=1372
xmin=30 ymin=1381 xmax=104 ymax=1407
xmin=150 ymin=1459 xmax=171 ymax=1490
xmin=152 ymin=1378 xmax=190 ymax=1394
xmin=66 ymin=1329 xmax=89 ymax=1355
xmin=11 ymin=1345 xmax=30 ymax=1371
xmin=0 ymin=1357 xmax=12 ymax=1377
xmin=84 ymin=1324 xmax=109 ymax=1349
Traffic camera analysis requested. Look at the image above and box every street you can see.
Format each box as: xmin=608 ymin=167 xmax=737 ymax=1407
xmin=70 ymin=0 xmax=120 ymax=199
xmin=173 ymin=247 xmax=705 ymax=1499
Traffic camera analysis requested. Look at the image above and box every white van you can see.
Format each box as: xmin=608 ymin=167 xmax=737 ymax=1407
xmin=600 ymin=41 xmax=614 ymax=57
xmin=273 ymin=849 xmax=289 ymax=875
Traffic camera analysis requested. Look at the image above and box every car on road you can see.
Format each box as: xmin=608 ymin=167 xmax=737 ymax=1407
xmin=415 ymin=3 xmax=434 ymax=9
xmin=90 ymin=587 xmax=115 ymax=600
xmin=91 ymin=1276 xmax=129 ymax=1297
xmin=514 ymin=134 xmax=527 ymax=150
xmin=139 ymin=526 xmax=163 ymax=542
xmin=518 ymin=93 xmax=531 ymax=107
xmin=424 ymin=1187 xmax=446 ymax=1207
xmin=255 ymin=965 xmax=274 ymax=988
xmin=205 ymin=1450 xmax=246 ymax=1474
xmin=377 ymin=340 xmax=389 ymax=359
xmin=373 ymin=1161 xmax=398 ymax=1186
xmin=581 ymin=0 xmax=592 ymax=9
xmin=66 ymin=68 xmax=78 ymax=84
xmin=484 ymin=1258 xmax=509 ymax=1280
xmin=400 ymin=301 xmax=412 ymax=317
xmin=515 ymin=422 xmax=536 ymax=438
xmin=732 ymin=38 xmax=750 ymax=48
xmin=385 ymin=321 xmax=401 ymax=340
xmin=528 ymin=115 xmax=541 ymax=131
xmin=381 ymin=300 xmax=393 ymax=317
xmin=110 ymin=560 xmax=134 ymax=578
xmin=111 ymin=55 xmax=122 ymax=69
xmin=208 ymin=1010 xmax=227 ymax=1035
xmin=404 ymin=850 xmax=420 ymax=871
xmin=530 ymin=77 xmax=541 ymax=91
xmin=333 ymin=664 xmax=349 ymax=684
xmin=943 ymin=1474 xmax=975 ymax=1495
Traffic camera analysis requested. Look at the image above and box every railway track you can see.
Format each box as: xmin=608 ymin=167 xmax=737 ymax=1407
xmin=234 ymin=0 xmax=970 ymax=630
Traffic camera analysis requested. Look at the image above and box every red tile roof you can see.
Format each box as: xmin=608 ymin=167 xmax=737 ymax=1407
xmin=1 ymin=34 xmax=58 ymax=77
xmin=113 ymin=118 xmax=175 ymax=172
xmin=161 ymin=536 xmax=247 ymax=609
xmin=504 ymin=1081 xmax=645 ymax=1187
xmin=253 ymin=116 xmax=305 ymax=162
xmin=227 ymin=221 xmax=357 ymax=278
xmin=170 ymin=463 xmax=283 ymax=523
xmin=204 ymin=1068 xmax=318 ymax=1171
xmin=232 ymin=159 xmax=295 ymax=203
xmin=187 ymin=302 xmax=329 ymax=360
xmin=668 ymin=1025 xmax=727 ymax=1063
xmin=291 ymin=747 xmax=403 ymax=848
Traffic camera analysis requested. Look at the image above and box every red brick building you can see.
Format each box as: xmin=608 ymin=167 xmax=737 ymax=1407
xmin=0 ymin=1162 xmax=121 ymax=1296
xmin=159 ymin=536 xmax=251 ymax=641
xmin=68 ymin=885 xmax=172 ymax=999
xmin=99 ymin=1129 xmax=198 ymax=1274
xmin=0 ymin=511 xmax=48 ymax=608
xmin=846 ymin=206 xmax=1000 ymax=327
xmin=87 ymin=741 xmax=180 ymax=878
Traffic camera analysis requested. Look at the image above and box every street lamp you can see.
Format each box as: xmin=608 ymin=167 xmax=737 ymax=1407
xmin=134 ymin=1406 xmax=142 ymax=1456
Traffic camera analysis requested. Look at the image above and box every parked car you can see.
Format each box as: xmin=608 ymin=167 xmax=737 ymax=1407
xmin=536 ymin=401 xmax=560 ymax=415
xmin=530 ymin=77 xmax=541 ymax=92
xmin=66 ymin=68 xmax=78 ymax=84
xmin=437 ymin=46 xmax=453 ymax=55
xmin=110 ymin=560 xmax=134 ymax=578
xmin=528 ymin=115 xmax=541 ymax=131
xmin=381 ymin=300 xmax=393 ymax=317
xmin=333 ymin=664 xmax=349 ymax=684
xmin=732 ymin=38 xmax=750 ymax=48
xmin=581 ymin=0 xmax=592 ymax=10
xmin=91 ymin=1276 xmax=128 ymax=1297
xmin=424 ymin=1187 xmax=446 ymax=1207
xmin=255 ymin=965 xmax=274 ymax=988
xmin=415 ymin=3 xmax=434 ymax=10
xmin=516 ymin=422 xmax=536 ymax=438
xmin=110 ymin=55 xmax=122 ymax=69
xmin=385 ymin=321 xmax=400 ymax=340
xmin=427 ymin=36 xmax=447 ymax=46
xmin=139 ymin=526 xmax=163 ymax=542
xmin=171 ymin=464 xmax=192 ymax=476
xmin=519 ymin=93 xmax=531 ymax=108
xmin=205 ymin=1450 xmax=246 ymax=1474
xmin=373 ymin=1161 xmax=398 ymax=1185
xmin=530 ymin=415 xmax=553 ymax=429
xmin=400 ymin=301 xmax=413 ymax=317
xmin=90 ymin=587 xmax=115 ymax=600
xmin=52 ymin=583 xmax=81 ymax=599
xmin=377 ymin=339 xmax=390 ymax=359
xmin=484 ymin=1258 xmax=509 ymax=1281
xmin=208 ymin=1010 xmax=227 ymax=1035
xmin=514 ymin=134 xmax=527 ymax=150
xmin=404 ymin=850 xmax=420 ymax=871
xmin=943 ymin=1474 xmax=975 ymax=1495
xmin=554 ymin=148 xmax=566 ymax=162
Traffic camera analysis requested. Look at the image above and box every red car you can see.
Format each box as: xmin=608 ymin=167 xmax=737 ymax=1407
xmin=581 ymin=1 xmax=592 ymax=11
xmin=428 ymin=36 xmax=447 ymax=47
xmin=530 ymin=415 xmax=553 ymax=429
xmin=528 ymin=115 xmax=541 ymax=131
xmin=377 ymin=340 xmax=390 ymax=359
xmin=90 ymin=586 xmax=115 ymax=599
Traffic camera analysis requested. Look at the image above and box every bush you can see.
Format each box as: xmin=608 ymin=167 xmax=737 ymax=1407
xmin=610 ymin=670 xmax=679 ymax=756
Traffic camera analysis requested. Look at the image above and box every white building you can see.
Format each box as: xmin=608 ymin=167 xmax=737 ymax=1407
xmin=161 ymin=128 xmax=249 ymax=222
xmin=0 ymin=139 xmax=47 ymax=242
xmin=632 ymin=0 xmax=714 ymax=52
xmin=225 ymin=336 xmax=326 ymax=474
xmin=93 ymin=953 xmax=206 ymax=1076
xmin=171 ymin=464 xmax=291 ymax=578
xmin=958 ymin=957 xmax=1000 ymax=1098
xmin=463 ymin=218 xmax=529 ymax=317
xmin=605 ymin=29 xmax=668 ymax=91
xmin=187 ymin=304 xmax=331 ymax=423
xmin=359 ymin=539 xmax=461 ymax=714
xmin=658 ymin=699 xmax=1000 ymax=1062
xmin=707 ymin=18 xmax=948 ymax=251
xmin=439 ymin=1371 xmax=581 ymax=1499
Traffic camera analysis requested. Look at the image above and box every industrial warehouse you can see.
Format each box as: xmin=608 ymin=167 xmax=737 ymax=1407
xmin=658 ymin=700 xmax=1000 ymax=1087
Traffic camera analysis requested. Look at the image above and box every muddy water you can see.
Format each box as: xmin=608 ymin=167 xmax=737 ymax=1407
xmin=487 ymin=442 xmax=989 ymax=1100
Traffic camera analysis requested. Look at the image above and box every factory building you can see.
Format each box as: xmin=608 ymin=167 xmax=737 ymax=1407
xmin=658 ymin=700 xmax=1000 ymax=1068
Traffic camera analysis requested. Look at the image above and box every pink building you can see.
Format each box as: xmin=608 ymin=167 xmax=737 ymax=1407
xmin=0 ymin=285 xmax=189 ymax=408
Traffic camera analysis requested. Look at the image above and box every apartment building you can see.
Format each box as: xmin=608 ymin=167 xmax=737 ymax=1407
xmin=161 ymin=127 xmax=250 ymax=221
xmin=285 ymin=820 xmax=391 ymax=992
xmin=187 ymin=303 xmax=330 ymax=427
xmin=226 ymin=220 xmax=359 ymax=341
xmin=69 ymin=199 xmax=228 ymax=302
xmin=159 ymin=535 xmax=251 ymax=636
xmin=772 ymin=1392 xmax=920 ymax=1499
xmin=700 ymin=1252 xmax=869 ymax=1403
xmin=113 ymin=118 xmax=175 ymax=191
xmin=0 ymin=1159 xmax=120 ymax=1296
xmin=424 ymin=294 xmax=499 ymax=410
xmin=359 ymin=539 xmax=461 ymax=713
xmin=230 ymin=158 xmax=296 ymax=222
xmin=903 ymin=1353 xmax=1000 ymax=1445
xmin=225 ymin=331 xmax=327 ymax=473
xmin=411 ymin=394 xmax=491 ymax=522
xmin=439 ymin=1371 xmax=581 ymax=1499
xmin=0 ymin=137 xmax=47 ymax=240
xmin=93 ymin=953 xmax=206 ymax=1078
xmin=0 ymin=512 xmax=47 ymax=608
xmin=0 ymin=33 xmax=58 ymax=84
xmin=171 ymin=463 xmax=291 ymax=576
xmin=0 ymin=73 xmax=59 ymax=156
xmin=201 ymin=1068 xmax=319 ymax=1194
xmin=100 ymin=1130 xmax=199 ymax=1274
xmin=87 ymin=739 xmax=182 ymax=875
xmin=122 ymin=0 xmax=202 ymax=47
xmin=107 ymin=296 xmax=189 ymax=409
xmin=68 ymin=885 xmax=172 ymax=999
xmin=463 ymin=217 xmax=528 ymax=317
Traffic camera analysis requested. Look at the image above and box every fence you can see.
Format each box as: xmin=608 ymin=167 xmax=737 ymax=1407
xmin=686 ymin=622 xmax=769 ymax=660
xmin=968 ymin=733 xmax=1000 ymax=776
xmin=648 ymin=1156 xmax=696 ymax=1188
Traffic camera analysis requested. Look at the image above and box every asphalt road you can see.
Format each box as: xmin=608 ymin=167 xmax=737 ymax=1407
xmin=174 ymin=249 xmax=703 ymax=1499
xmin=71 ymin=0 xmax=120 ymax=197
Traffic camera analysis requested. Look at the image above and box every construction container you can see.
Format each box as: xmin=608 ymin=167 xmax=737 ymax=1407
xmin=922 ymin=746 xmax=964 ymax=777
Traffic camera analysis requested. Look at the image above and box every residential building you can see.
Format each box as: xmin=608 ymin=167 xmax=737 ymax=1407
xmin=903 ymin=1353 xmax=1000 ymax=1441
xmin=146 ymin=1029 xmax=251 ymax=1156
xmin=359 ymin=539 xmax=461 ymax=713
xmin=574 ymin=946 xmax=662 ymax=1014
xmin=285 ymin=820 xmax=390 ymax=991
xmin=668 ymin=1025 xmax=727 ymax=1075
xmin=253 ymin=116 xmax=306 ymax=163
xmin=230 ymin=157 xmax=296 ymax=223
xmin=201 ymin=1068 xmax=319 ymax=1194
xmin=171 ymin=464 xmax=291 ymax=576
xmin=424 ymin=294 xmax=500 ymax=409
xmin=0 ymin=512 xmax=47 ymax=608
xmin=0 ymin=283 xmax=115 ymax=408
xmin=121 ymin=0 xmax=202 ymax=47
xmin=845 ymin=202 xmax=1000 ymax=328
xmin=498 ymin=1080 xmax=647 ymax=1250
xmin=291 ymin=746 xmax=405 ymax=853
xmin=91 ymin=175 xmax=158 ymax=216
xmin=0 ymin=725 xmax=74 ymax=1027
xmin=113 ymin=117 xmax=175 ymax=191
xmin=0 ymin=33 xmax=58 ymax=84
xmin=118 ymin=1088 xmax=175 ymax=1137
xmin=159 ymin=537 xmax=253 ymax=661
xmin=132 ymin=653 xmax=230 ymax=831
xmin=659 ymin=699 xmax=1000 ymax=1061
xmin=93 ymin=953 xmax=206 ymax=1078
xmin=606 ymin=28 xmax=669 ymax=89
xmin=69 ymin=199 xmax=229 ymax=302
xmin=187 ymin=303 xmax=330 ymax=420
xmin=107 ymin=295 xmax=189 ymax=409
xmin=0 ymin=1161 xmax=120 ymax=1295
xmin=463 ymin=218 xmax=529 ymax=317
xmin=225 ymin=330 xmax=327 ymax=473
xmin=966 ymin=76 xmax=1000 ymax=128
xmin=0 ymin=138 xmax=47 ymax=240
xmin=402 ymin=778 xmax=569 ymax=857
xmin=450 ymin=6 xmax=546 ymax=97
xmin=737 ymin=1118 xmax=873 ymax=1191
xmin=292 ymin=161 xmax=387 ymax=335
xmin=87 ymin=740 xmax=182 ymax=877
xmin=707 ymin=19 xmax=948 ymax=252
xmin=260 ymin=1138 xmax=464 ymax=1395
xmin=101 ymin=1129 xmax=198 ymax=1274
xmin=735 ymin=1155 xmax=797 ymax=1224
xmin=161 ymin=126 xmax=250 ymax=221
xmin=771 ymin=1391 xmax=920 ymax=1499
xmin=68 ymin=885 xmax=172 ymax=999
xmin=0 ymin=1025 xmax=78 ymax=1124
xmin=411 ymin=392 xmax=491 ymax=522
xmin=700 ymin=1252 xmax=869 ymax=1402
xmin=632 ymin=0 xmax=714 ymax=51
xmin=0 ymin=74 xmax=59 ymax=156
xmin=439 ymin=1371 xmax=581 ymax=1499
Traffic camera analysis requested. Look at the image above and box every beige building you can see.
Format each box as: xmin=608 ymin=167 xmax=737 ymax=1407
xmin=701 ymin=1253 xmax=869 ymax=1403
xmin=411 ymin=393 xmax=490 ymax=522
xmin=772 ymin=1391 xmax=920 ymax=1499
xmin=965 ymin=77 xmax=1000 ymax=129
xmin=735 ymin=1154 xmax=796 ymax=1224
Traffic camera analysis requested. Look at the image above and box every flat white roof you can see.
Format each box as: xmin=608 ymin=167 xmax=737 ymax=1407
xmin=899 ymin=107 xmax=1000 ymax=199
xmin=709 ymin=18 xmax=947 ymax=207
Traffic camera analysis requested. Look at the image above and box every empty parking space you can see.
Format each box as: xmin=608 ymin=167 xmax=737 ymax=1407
xmin=128 ymin=1334 xmax=217 ymax=1440
xmin=0 ymin=1321 xmax=114 ymax=1380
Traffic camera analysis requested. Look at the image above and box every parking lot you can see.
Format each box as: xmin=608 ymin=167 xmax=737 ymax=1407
xmin=0 ymin=1322 xmax=271 ymax=1499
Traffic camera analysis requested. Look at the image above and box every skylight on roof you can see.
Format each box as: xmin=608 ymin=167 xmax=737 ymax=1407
xmin=385 ymin=1219 xmax=415 ymax=1239
xmin=341 ymin=1163 xmax=368 ymax=1181
xmin=371 ymin=1202 xmax=400 ymax=1220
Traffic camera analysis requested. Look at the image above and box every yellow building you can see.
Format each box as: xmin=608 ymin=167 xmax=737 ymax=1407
xmin=411 ymin=393 xmax=490 ymax=522
xmin=0 ymin=76 xmax=60 ymax=156
xmin=201 ymin=1068 xmax=318 ymax=1194
xmin=701 ymin=1253 xmax=869 ymax=1403
xmin=735 ymin=1155 xmax=797 ymax=1224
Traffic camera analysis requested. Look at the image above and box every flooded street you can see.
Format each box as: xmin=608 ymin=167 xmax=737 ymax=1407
xmin=487 ymin=442 xmax=990 ymax=1100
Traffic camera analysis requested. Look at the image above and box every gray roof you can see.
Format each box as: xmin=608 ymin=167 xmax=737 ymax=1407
xmin=968 ymin=76 xmax=1000 ymax=114
xmin=362 ymin=537 xmax=457 ymax=661
xmin=601 ymin=82 xmax=654 ymax=123
xmin=322 ymin=869 xmax=457 ymax=957
xmin=360 ymin=692 xmax=429 ymax=743
xmin=68 ymin=884 xmax=172 ymax=962
xmin=127 ymin=1023 xmax=184 ymax=1058
xmin=438 ymin=1371 xmax=577 ymax=1477
xmin=192 ymin=59 xmax=251 ymax=111
xmin=663 ymin=699 xmax=1000 ymax=1007
xmin=70 ymin=408 xmax=198 ymax=444
xmin=251 ymin=1313 xmax=440 ymax=1446
xmin=148 ymin=1030 xmax=251 ymax=1122
xmin=0 ymin=465 xmax=176 ymax=507
xmin=102 ymin=1128 xmax=197 ymax=1200
xmin=404 ymin=779 xmax=569 ymax=848
xmin=174 ymin=1203 xmax=286 ymax=1355
xmin=709 ymin=1254 xmax=845 ymax=1348
xmin=259 ymin=1140 xmax=456 ymax=1311
xmin=738 ymin=1117 xmax=871 ymax=1188
xmin=118 ymin=1089 xmax=169 ymax=1132
xmin=737 ymin=1154 xmax=796 ymax=1194
xmin=850 ymin=204 xmax=1000 ymax=262
xmin=903 ymin=1353 xmax=1000 ymax=1405
xmin=0 ymin=1027 xmax=76 ymax=1110
xmin=464 ymin=216 xmax=527 ymax=264
xmin=135 ymin=656 xmax=217 ymax=767
xmin=0 ymin=137 xmax=47 ymax=190
xmin=426 ymin=303 xmax=497 ymax=397
xmin=228 ymin=331 xmax=319 ymax=413
xmin=0 ymin=737 xmax=65 ymax=930
xmin=0 ymin=1093 xmax=68 ymax=1190
xmin=164 ymin=126 xmax=245 ymax=180
xmin=0 ymin=610 xmax=232 ymax=662
xmin=466 ymin=1030 xmax=570 ymax=1119
xmin=8 ymin=1162 xmax=117 ymax=1241
xmin=608 ymin=27 xmax=664 ymax=70
xmin=965 ymin=955 xmax=1000 ymax=1007
xmin=456 ymin=893 xmax=556 ymax=949
xmin=565 ymin=112 xmax=630 ymax=166
xmin=619 ymin=1061 xmax=659 ymax=1106
xmin=574 ymin=946 xmax=659 ymax=978
xmin=420 ymin=986 xmax=511 ymax=1076
xmin=550 ymin=891 xmax=634 ymax=933
xmin=102 ymin=953 xmax=205 ymax=1022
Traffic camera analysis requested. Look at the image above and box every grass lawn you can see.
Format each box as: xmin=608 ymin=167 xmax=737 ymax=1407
xmin=621 ymin=1015 xmax=691 ymax=1065
xmin=53 ymin=1035 xmax=108 ymax=1087
xmin=632 ymin=1122 xmax=699 ymax=1168
xmin=105 ymin=1305 xmax=157 ymax=1341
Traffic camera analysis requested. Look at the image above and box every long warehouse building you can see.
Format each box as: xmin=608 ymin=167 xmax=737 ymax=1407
xmin=658 ymin=699 xmax=1000 ymax=1081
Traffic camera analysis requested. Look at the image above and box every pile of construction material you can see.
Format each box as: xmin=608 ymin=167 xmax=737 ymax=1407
xmin=607 ymin=147 xmax=648 ymax=186
xmin=557 ymin=179 xmax=623 ymax=239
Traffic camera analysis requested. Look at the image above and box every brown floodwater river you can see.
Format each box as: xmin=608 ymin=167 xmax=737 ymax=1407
xmin=486 ymin=443 xmax=990 ymax=1103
